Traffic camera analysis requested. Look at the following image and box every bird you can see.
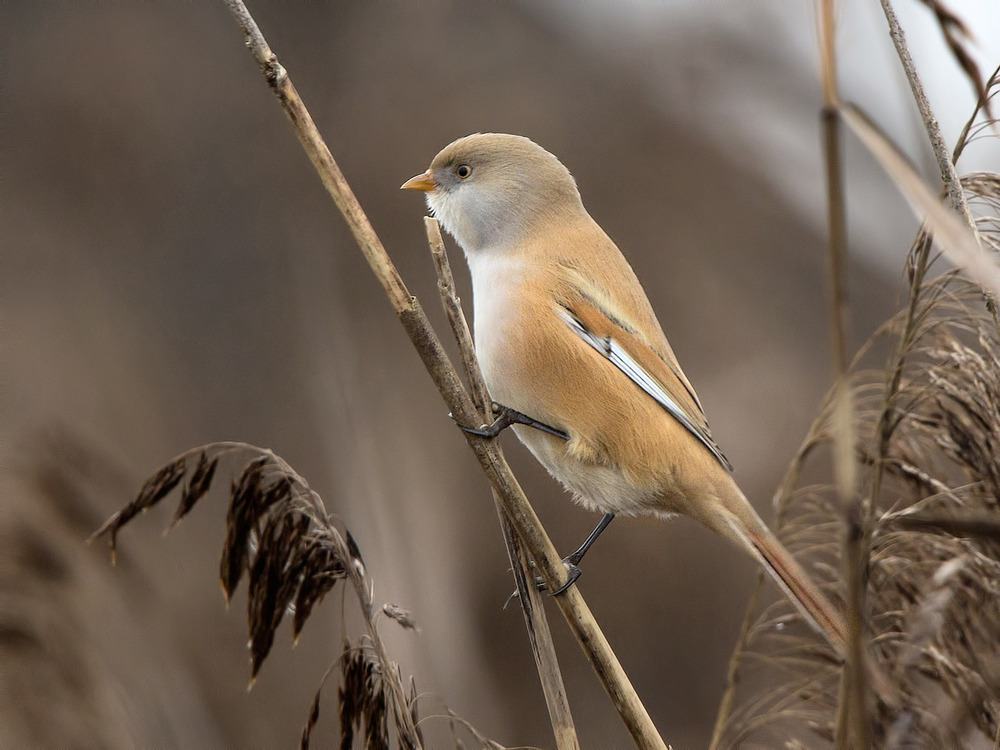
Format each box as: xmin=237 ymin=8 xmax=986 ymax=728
xmin=402 ymin=132 xmax=847 ymax=654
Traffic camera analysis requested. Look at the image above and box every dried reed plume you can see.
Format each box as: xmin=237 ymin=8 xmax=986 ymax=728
xmin=91 ymin=443 xmax=433 ymax=749
xmin=711 ymin=62 xmax=1000 ymax=750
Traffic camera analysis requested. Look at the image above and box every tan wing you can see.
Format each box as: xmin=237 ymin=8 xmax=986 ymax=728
xmin=556 ymin=293 xmax=732 ymax=472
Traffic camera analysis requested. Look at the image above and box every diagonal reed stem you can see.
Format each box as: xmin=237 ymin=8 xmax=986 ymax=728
xmin=220 ymin=1 xmax=665 ymax=746
xmin=424 ymin=218 xmax=579 ymax=749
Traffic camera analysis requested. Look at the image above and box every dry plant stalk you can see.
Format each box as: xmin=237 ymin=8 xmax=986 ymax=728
xmin=879 ymin=0 xmax=981 ymax=226
xmin=818 ymin=2 xmax=871 ymax=744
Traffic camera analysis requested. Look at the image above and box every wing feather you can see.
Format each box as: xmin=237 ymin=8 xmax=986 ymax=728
xmin=556 ymin=301 xmax=732 ymax=473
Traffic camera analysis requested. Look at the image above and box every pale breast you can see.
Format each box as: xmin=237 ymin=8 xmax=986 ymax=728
xmin=465 ymin=251 xmax=529 ymax=404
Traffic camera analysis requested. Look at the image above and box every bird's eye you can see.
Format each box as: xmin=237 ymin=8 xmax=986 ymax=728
xmin=456 ymin=164 xmax=472 ymax=179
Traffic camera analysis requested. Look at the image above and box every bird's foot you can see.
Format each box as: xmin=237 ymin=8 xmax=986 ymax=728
xmin=502 ymin=514 xmax=614 ymax=606
xmin=549 ymin=559 xmax=582 ymax=596
xmin=504 ymin=555 xmax=583 ymax=608
xmin=452 ymin=402 xmax=568 ymax=440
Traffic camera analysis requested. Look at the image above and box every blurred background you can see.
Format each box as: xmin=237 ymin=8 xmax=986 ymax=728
xmin=2 ymin=2 xmax=996 ymax=747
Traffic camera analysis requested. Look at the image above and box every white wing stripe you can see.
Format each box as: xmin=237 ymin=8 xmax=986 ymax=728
xmin=558 ymin=307 xmax=732 ymax=471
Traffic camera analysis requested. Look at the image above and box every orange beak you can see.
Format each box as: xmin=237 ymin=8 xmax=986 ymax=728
xmin=400 ymin=170 xmax=437 ymax=192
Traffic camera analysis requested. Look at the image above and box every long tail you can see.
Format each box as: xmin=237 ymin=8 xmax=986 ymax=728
xmin=707 ymin=482 xmax=905 ymax=703
xmin=708 ymin=485 xmax=848 ymax=655
xmin=742 ymin=521 xmax=847 ymax=654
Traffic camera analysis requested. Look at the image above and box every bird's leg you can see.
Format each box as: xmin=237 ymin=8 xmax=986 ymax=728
xmin=505 ymin=513 xmax=616 ymax=605
xmin=550 ymin=513 xmax=615 ymax=595
xmin=455 ymin=401 xmax=608 ymax=599
xmin=453 ymin=401 xmax=568 ymax=440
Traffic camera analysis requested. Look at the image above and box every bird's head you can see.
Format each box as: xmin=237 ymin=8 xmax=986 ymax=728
xmin=402 ymin=133 xmax=584 ymax=254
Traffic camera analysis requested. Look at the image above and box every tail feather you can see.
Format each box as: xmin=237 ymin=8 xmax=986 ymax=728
xmin=704 ymin=480 xmax=848 ymax=654
xmin=739 ymin=519 xmax=847 ymax=654
xmin=727 ymin=513 xmax=901 ymax=706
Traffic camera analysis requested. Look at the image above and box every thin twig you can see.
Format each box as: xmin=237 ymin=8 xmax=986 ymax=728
xmin=425 ymin=218 xmax=579 ymax=749
xmin=220 ymin=1 xmax=665 ymax=746
xmin=954 ymin=64 xmax=1000 ymax=163
xmin=878 ymin=0 xmax=976 ymax=225
xmin=878 ymin=0 xmax=996 ymax=323
xmin=818 ymin=0 xmax=838 ymax=110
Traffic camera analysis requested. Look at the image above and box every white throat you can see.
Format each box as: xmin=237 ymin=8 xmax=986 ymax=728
xmin=426 ymin=184 xmax=528 ymax=254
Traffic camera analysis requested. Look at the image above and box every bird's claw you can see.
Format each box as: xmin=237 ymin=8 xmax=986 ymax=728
xmin=452 ymin=403 xmax=568 ymax=440
xmin=504 ymin=557 xmax=582 ymax=607
xmin=452 ymin=404 xmax=508 ymax=438
xmin=549 ymin=562 xmax=582 ymax=596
